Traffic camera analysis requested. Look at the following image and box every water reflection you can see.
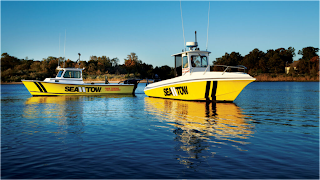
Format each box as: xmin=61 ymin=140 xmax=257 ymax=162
xmin=144 ymin=97 xmax=254 ymax=168
xmin=23 ymin=95 xmax=135 ymax=135
xmin=23 ymin=96 xmax=86 ymax=139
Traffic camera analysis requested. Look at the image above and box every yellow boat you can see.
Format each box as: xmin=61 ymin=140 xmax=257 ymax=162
xmin=144 ymin=33 xmax=255 ymax=102
xmin=22 ymin=66 xmax=139 ymax=96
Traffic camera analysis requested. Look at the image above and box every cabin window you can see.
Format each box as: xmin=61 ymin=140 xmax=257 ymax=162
xmin=175 ymin=55 xmax=182 ymax=76
xmin=191 ymin=55 xmax=208 ymax=67
xmin=183 ymin=56 xmax=188 ymax=68
xmin=57 ymin=70 xmax=64 ymax=77
xmin=63 ymin=71 xmax=81 ymax=78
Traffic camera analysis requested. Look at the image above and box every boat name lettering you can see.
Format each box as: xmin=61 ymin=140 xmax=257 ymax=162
xmin=65 ymin=86 xmax=102 ymax=93
xmin=164 ymin=86 xmax=188 ymax=96
xmin=105 ymin=87 xmax=121 ymax=91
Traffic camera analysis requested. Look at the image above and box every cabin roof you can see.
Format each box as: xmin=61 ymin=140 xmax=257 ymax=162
xmin=56 ymin=67 xmax=85 ymax=71
xmin=171 ymin=50 xmax=211 ymax=56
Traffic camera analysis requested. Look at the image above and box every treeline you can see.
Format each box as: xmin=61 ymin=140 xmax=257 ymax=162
xmin=214 ymin=46 xmax=319 ymax=77
xmin=1 ymin=52 xmax=175 ymax=82
xmin=1 ymin=46 xmax=319 ymax=82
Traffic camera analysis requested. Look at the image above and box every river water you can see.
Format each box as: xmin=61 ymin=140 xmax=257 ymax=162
xmin=1 ymin=82 xmax=319 ymax=179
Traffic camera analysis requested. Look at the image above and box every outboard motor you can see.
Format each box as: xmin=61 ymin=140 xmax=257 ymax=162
xmin=105 ymin=76 xmax=109 ymax=84
xmin=123 ymin=79 xmax=140 ymax=95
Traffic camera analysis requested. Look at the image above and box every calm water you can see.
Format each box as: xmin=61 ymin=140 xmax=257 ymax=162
xmin=1 ymin=82 xmax=319 ymax=179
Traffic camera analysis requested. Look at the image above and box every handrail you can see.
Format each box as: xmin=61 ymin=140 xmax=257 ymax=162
xmin=211 ymin=65 xmax=247 ymax=75
xmin=203 ymin=65 xmax=210 ymax=75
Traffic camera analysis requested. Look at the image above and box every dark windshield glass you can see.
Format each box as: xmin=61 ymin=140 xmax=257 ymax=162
xmin=175 ymin=55 xmax=182 ymax=76
xmin=183 ymin=56 xmax=188 ymax=68
xmin=191 ymin=55 xmax=208 ymax=67
xmin=63 ymin=71 xmax=81 ymax=78
xmin=57 ymin=70 xmax=63 ymax=77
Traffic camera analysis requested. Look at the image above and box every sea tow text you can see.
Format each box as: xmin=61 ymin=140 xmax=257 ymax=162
xmin=164 ymin=86 xmax=188 ymax=96
xmin=65 ymin=86 xmax=102 ymax=92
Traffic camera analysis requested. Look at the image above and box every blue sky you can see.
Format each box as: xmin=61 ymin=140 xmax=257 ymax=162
xmin=1 ymin=1 xmax=319 ymax=67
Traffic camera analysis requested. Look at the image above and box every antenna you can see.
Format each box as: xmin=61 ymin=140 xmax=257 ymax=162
xmin=78 ymin=53 xmax=81 ymax=68
xmin=64 ymin=30 xmax=66 ymax=68
xmin=180 ymin=1 xmax=186 ymax=51
xmin=195 ymin=31 xmax=197 ymax=43
xmin=58 ymin=33 xmax=60 ymax=67
xmin=206 ymin=2 xmax=210 ymax=51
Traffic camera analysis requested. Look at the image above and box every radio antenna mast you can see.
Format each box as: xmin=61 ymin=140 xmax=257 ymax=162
xmin=64 ymin=30 xmax=66 ymax=68
xmin=180 ymin=1 xmax=186 ymax=51
xmin=58 ymin=33 xmax=60 ymax=67
xmin=206 ymin=2 xmax=210 ymax=51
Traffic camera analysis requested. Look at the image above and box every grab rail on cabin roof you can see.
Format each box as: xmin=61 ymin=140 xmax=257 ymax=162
xmin=211 ymin=65 xmax=247 ymax=75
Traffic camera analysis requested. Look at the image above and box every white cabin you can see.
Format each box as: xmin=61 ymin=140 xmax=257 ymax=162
xmin=43 ymin=66 xmax=85 ymax=84
xmin=172 ymin=41 xmax=211 ymax=76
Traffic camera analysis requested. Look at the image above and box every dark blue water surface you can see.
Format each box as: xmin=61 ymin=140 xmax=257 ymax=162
xmin=1 ymin=82 xmax=319 ymax=179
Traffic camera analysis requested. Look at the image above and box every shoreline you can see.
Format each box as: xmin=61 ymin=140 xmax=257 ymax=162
xmin=254 ymin=74 xmax=319 ymax=82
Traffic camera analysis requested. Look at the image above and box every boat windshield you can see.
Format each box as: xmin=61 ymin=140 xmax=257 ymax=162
xmin=57 ymin=70 xmax=64 ymax=77
xmin=63 ymin=70 xmax=81 ymax=78
xmin=191 ymin=55 xmax=208 ymax=67
xmin=183 ymin=56 xmax=188 ymax=68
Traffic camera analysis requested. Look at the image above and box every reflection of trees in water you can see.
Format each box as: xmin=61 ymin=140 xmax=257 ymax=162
xmin=145 ymin=97 xmax=254 ymax=169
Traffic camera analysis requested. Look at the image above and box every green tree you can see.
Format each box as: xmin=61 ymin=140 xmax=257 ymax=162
xmin=297 ymin=47 xmax=319 ymax=74
xmin=278 ymin=47 xmax=295 ymax=64
xmin=298 ymin=47 xmax=319 ymax=61
xmin=1 ymin=53 xmax=20 ymax=72
xmin=152 ymin=65 xmax=174 ymax=80
xmin=213 ymin=52 xmax=243 ymax=66
xmin=124 ymin=52 xmax=141 ymax=64
xmin=242 ymin=48 xmax=266 ymax=73
xmin=111 ymin=58 xmax=119 ymax=67
xmin=137 ymin=63 xmax=153 ymax=79
xmin=124 ymin=52 xmax=141 ymax=73
xmin=266 ymin=50 xmax=283 ymax=73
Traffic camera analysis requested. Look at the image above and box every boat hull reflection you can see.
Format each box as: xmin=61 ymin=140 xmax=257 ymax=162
xmin=25 ymin=94 xmax=136 ymax=104
xmin=145 ymin=97 xmax=254 ymax=138
xmin=145 ymin=97 xmax=254 ymax=166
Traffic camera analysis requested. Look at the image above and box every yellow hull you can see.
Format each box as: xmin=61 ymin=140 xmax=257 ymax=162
xmin=144 ymin=80 xmax=254 ymax=102
xmin=22 ymin=80 xmax=135 ymax=96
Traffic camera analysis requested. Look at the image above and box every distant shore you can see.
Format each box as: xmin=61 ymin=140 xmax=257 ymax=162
xmin=254 ymin=74 xmax=319 ymax=82
xmin=1 ymin=74 xmax=319 ymax=84
xmin=0 ymin=76 xmax=320 ymax=85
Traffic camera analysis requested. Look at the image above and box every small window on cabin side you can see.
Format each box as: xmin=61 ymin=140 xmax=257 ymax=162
xmin=183 ymin=56 xmax=188 ymax=68
xmin=57 ymin=70 xmax=64 ymax=77
xmin=63 ymin=71 xmax=81 ymax=78
xmin=74 ymin=71 xmax=81 ymax=78
xmin=175 ymin=55 xmax=182 ymax=76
